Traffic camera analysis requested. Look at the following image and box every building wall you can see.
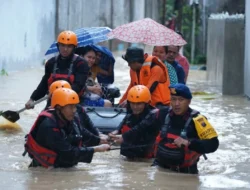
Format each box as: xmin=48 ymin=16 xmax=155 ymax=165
xmin=0 ymin=0 xmax=56 ymax=71
xmin=206 ymin=19 xmax=225 ymax=90
xmin=207 ymin=17 xmax=245 ymax=95
xmin=198 ymin=0 xmax=245 ymax=55
xmin=222 ymin=19 xmax=244 ymax=95
xmin=57 ymin=0 xmax=161 ymax=31
xmin=56 ymin=0 xmax=161 ymax=50
xmin=0 ymin=0 xmax=161 ymax=72
xmin=244 ymin=1 xmax=250 ymax=97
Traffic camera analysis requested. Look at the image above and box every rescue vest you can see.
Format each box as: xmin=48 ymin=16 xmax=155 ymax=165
xmin=47 ymin=54 xmax=78 ymax=87
xmin=120 ymin=124 xmax=130 ymax=134
xmin=120 ymin=109 xmax=159 ymax=158
xmin=155 ymin=110 xmax=201 ymax=168
xmin=129 ymin=55 xmax=171 ymax=106
xmin=23 ymin=110 xmax=82 ymax=168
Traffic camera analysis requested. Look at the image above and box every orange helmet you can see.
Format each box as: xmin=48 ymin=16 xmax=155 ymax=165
xmin=49 ymin=80 xmax=72 ymax=95
xmin=51 ymin=88 xmax=79 ymax=108
xmin=127 ymin=85 xmax=151 ymax=103
xmin=57 ymin=30 xmax=78 ymax=46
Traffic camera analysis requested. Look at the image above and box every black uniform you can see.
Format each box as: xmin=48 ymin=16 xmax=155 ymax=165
xmin=30 ymin=110 xmax=99 ymax=168
xmin=118 ymin=105 xmax=161 ymax=158
xmin=31 ymin=54 xmax=89 ymax=101
xmin=155 ymin=108 xmax=219 ymax=173
xmin=76 ymin=104 xmax=100 ymax=137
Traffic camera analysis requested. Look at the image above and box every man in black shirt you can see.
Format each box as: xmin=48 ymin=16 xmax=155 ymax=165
xmin=25 ymin=30 xmax=89 ymax=108
xmin=155 ymin=83 xmax=219 ymax=174
xmin=24 ymin=88 xmax=110 ymax=168
xmin=109 ymin=85 xmax=161 ymax=159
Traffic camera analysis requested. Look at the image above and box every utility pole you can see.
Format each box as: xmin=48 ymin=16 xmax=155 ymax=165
xmin=191 ymin=1 xmax=198 ymax=64
xmin=109 ymin=0 xmax=114 ymax=51
xmin=202 ymin=0 xmax=207 ymax=55
xmin=162 ymin=0 xmax=166 ymax=25
xmin=55 ymin=0 xmax=59 ymax=36
xmin=176 ymin=0 xmax=183 ymax=32
xmin=129 ymin=0 xmax=134 ymax=22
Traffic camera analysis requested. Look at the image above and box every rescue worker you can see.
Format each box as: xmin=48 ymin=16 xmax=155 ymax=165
xmin=24 ymin=88 xmax=110 ymax=168
xmin=48 ymin=80 xmax=108 ymax=143
xmin=154 ymin=83 xmax=219 ymax=174
xmin=109 ymin=85 xmax=161 ymax=159
xmin=25 ymin=30 xmax=89 ymax=109
xmin=119 ymin=47 xmax=171 ymax=109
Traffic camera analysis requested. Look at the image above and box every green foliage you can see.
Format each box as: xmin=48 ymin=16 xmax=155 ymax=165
xmin=182 ymin=5 xmax=202 ymax=62
xmin=160 ymin=0 xmax=177 ymax=24
xmin=165 ymin=0 xmax=176 ymax=19
xmin=162 ymin=1 xmax=206 ymax=65
xmin=193 ymin=54 xmax=207 ymax=65
xmin=1 ymin=69 xmax=8 ymax=76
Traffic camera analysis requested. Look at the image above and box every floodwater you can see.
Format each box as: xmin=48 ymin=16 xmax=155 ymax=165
xmin=0 ymin=57 xmax=250 ymax=190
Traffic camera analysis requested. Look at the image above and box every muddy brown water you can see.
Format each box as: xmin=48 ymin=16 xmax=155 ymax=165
xmin=0 ymin=59 xmax=249 ymax=189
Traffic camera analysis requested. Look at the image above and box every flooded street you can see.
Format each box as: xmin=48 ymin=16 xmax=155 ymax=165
xmin=0 ymin=57 xmax=250 ymax=190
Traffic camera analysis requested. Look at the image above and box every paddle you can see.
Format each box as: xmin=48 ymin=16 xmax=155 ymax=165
xmin=0 ymin=95 xmax=49 ymax=123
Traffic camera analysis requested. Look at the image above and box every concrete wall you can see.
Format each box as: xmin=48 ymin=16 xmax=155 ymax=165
xmin=57 ymin=0 xmax=160 ymax=32
xmin=207 ymin=18 xmax=245 ymax=95
xmin=206 ymin=19 xmax=225 ymax=90
xmin=145 ymin=0 xmax=161 ymax=21
xmin=57 ymin=0 xmax=132 ymax=32
xmin=244 ymin=1 xmax=250 ymax=97
xmin=0 ymin=0 xmax=56 ymax=71
xmin=56 ymin=0 xmax=161 ymax=50
xmin=198 ymin=0 xmax=245 ymax=55
xmin=223 ymin=19 xmax=245 ymax=95
xmin=0 ymin=0 xmax=161 ymax=72
xmin=132 ymin=0 xmax=145 ymax=21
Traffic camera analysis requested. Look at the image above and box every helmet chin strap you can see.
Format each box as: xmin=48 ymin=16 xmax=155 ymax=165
xmin=56 ymin=107 xmax=68 ymax=122
xmin=56 ymin=43 xmax=76 ymax=59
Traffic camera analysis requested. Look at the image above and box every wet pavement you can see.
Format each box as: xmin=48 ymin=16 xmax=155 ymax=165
xmin=0 ymin=59 xmax=249 ymax=189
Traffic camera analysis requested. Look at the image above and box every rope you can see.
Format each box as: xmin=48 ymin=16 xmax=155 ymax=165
xmin=86 ymin=107 xmax=124 ymax=118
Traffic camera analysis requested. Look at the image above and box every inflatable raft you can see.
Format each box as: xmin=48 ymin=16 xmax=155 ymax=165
xmin=85 ymin=107 xmax=126 ymax=134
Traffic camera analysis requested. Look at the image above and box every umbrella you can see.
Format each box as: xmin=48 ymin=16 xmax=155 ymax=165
xmin=89 ymin=45 xmax=115 ymax=62
xmin=75 ymin=44 xmax=115 ymax=63
xmin=88 ymin=45 xmax=115 ymax=84
xmin=107 ymin=18 xmax=186 ymax=46
xmin=45 ymin=27 xmax=112 ymax=56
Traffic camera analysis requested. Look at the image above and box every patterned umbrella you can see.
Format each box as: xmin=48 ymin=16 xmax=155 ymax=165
xmin=107 ymin=18 xmax=186 ymax=46
xmin=45 ymin=27 xmax=111 ymax=55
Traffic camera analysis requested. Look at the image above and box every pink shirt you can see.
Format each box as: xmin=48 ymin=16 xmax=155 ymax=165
xmin=175 ymin=54 xmax=190 ymax=82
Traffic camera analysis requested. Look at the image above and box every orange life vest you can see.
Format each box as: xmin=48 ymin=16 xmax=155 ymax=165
xmin=24 ymin=110 xmax=82 ymax=168
xmin=155 ymin=110 xmax=201 ymax=168
xmin=129 ymin=55 xmax=171 ymax=106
